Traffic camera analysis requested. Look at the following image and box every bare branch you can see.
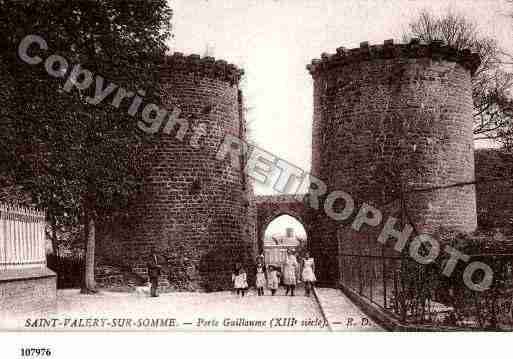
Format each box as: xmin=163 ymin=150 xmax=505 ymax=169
xmin=404 ymin=9 xmax=513 ymax=147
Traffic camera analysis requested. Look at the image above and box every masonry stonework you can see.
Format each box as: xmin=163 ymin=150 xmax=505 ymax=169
xmin=96 ymin=41 xmax=490 ymax=290
xmin=475 ymin=149 xmax=513 ymax=229
xmin=112 ymin=54 xmax=255 ymax=290
xmin=307 ymin=40 xmax=480 ymax=284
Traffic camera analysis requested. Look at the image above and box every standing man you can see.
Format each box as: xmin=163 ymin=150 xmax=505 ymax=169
xmin=147 ymin=250 xmax=162 ymax=298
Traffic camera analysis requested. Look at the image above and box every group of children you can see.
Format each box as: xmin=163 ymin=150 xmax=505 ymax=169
xmin=231 ymin=251 xmax=316 ymax=297
xmin=232 ymin=262 xmax=280 ymax=297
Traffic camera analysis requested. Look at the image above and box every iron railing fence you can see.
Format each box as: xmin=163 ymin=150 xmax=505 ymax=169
xmin=339 ymin=253 xmax=513 ymax=329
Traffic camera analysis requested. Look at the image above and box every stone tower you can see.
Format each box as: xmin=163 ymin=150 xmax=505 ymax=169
xmin=120 ymin=53 xmax=254 ymax=290
xmin=306 ymin=39 xmax=480 ymax=283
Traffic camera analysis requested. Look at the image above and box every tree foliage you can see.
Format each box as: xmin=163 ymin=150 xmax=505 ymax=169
xmin=0 ymin=0 xmax=173 ymax=292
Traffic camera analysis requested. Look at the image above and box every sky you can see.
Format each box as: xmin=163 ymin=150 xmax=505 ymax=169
xmin=264 ymin=214 xmax=307 ymax=239
xmin=168 ymin=0 xmax=513 ymax=235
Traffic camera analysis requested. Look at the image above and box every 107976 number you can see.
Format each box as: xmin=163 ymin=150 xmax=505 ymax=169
xmin=20 ymin=348 xmax=52 ymax=357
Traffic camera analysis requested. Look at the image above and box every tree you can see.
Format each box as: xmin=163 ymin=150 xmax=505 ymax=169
xmin=0 ymin=0 xmax=173 ymax=293
xmin=403 ymin=9 xmax=513 ymax=145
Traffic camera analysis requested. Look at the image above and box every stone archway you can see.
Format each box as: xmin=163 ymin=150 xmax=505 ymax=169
xmin=254 ymin=194 xmax=310 ymax=254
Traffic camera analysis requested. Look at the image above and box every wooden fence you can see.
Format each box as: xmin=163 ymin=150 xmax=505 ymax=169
xmin=0 ymin=204 xmax=47 ymax=271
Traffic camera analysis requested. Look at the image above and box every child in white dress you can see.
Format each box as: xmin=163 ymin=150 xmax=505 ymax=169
xmin=302 ymin=252 xmax=316 ymax=297
xmin=232 ymin=266 xmax=248 ymax=297
xmin=283 ymin=250 xmax=298 ymax=296
xmin=267 ymin=265 xmax=280 ymax=296
xmin=255 ymin=262 xmax=267 ymax=296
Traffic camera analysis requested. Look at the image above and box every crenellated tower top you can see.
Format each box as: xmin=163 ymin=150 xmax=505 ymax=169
xmin=307 ymin=38 xmax=481 ymax=78
xmin=161 ymin=52 xmax=244 ymax=85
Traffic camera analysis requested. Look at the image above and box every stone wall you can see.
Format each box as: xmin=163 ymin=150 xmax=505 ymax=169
xmin=307 ymin=39 xmax=480 ymax=284
xmin=475 ymin=149 xmax=513 ymax=229
xmin=98 ymin=54 xmax=255 ymax=291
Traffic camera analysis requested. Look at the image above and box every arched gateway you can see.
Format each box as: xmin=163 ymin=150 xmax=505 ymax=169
xmin=254 ymin=194 xmax=310 ymax=253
